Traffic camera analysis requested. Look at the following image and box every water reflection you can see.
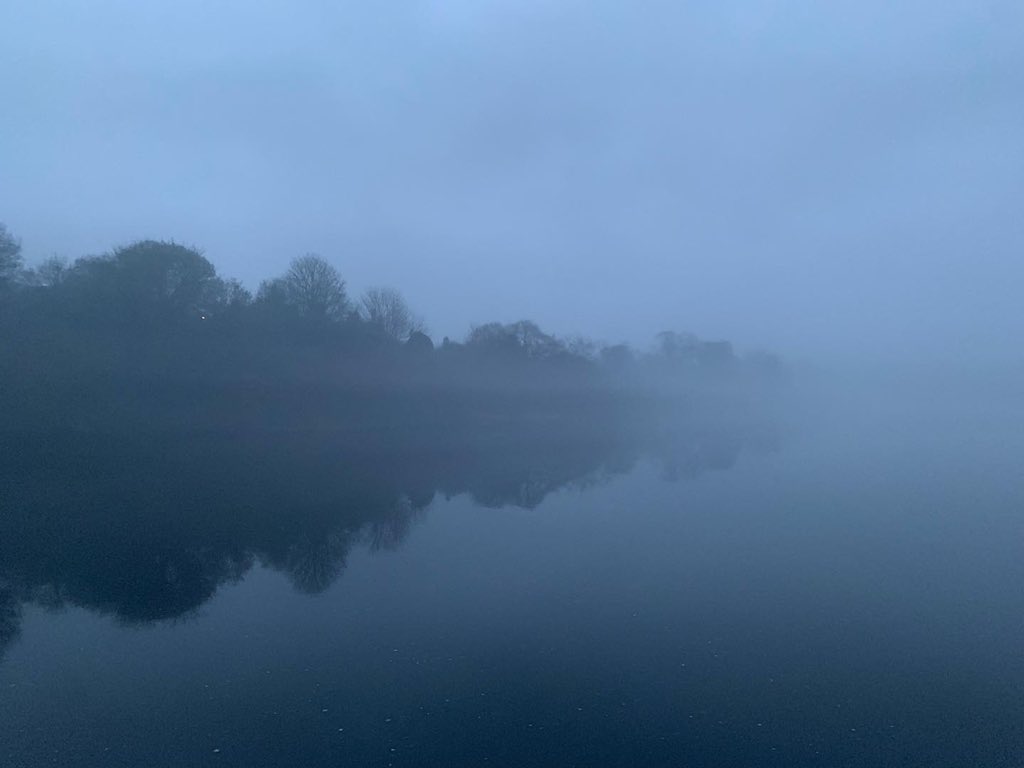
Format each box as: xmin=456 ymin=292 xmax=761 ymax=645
xmin=0 ymin=413 xmax=777 ymax=657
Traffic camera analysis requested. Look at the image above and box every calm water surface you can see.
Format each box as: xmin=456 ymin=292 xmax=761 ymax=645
xmin=2 ymin=386 xmax=1023 ymax=767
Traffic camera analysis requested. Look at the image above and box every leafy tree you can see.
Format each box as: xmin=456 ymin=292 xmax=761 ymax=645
xmin=566 ymin=336 xmax=598 ymax=360
xmin=208 ymin=277 xmax=252 ymax=310
xmin=600 ymin=343 xmax=634 ymax=369
xmin=65 ymin=240 xmax=218 ymax=323
xmin=111 ymin=240 xmax=216 ymax=312
xmin=656 ymin=330 xmax=699 ymax=360
xmin=255 ymin=277 xmax=290 ymax=306
xmin=467 ymin=320 xmax=566 ymax=360
xmin=405 ymin=330 xmax=434 ymax=355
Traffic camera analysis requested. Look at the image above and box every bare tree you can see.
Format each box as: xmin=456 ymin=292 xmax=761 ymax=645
xmin=360 ymin=286 xmax=423 ymax=340
xmin=28 ymin=255 xmax=69 ymax=288
xmin=283 ymin=254 xmax=349 ymax=321
xmin=0 ymin=223 xmax=23 ymax=286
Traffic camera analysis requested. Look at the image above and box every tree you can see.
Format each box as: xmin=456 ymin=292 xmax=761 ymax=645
xmin=467 ymin=320 xmax=566 ymax=360
xmin=0 ymin=223 xmax=23 ymax=287
xmin=600 ymin=343 xmax=634 ymax=369
xmin=26 ymin=255 xmax=69 ymax=288
xmin=360 ymin=286 xmax=423 ymax=341
xmin=207 ymin=277 xmax=252 ymax=310
xmin=281 ymin=254 xmax=348 ymax=322
xmin=256 ymin=277 xmax=289 ymax=306
xmin=110 ymin=240 xmax=217 ymax=317
xmin=655 ymin=330 xmax=699 ymax=360
xmin=49 ymin=240 xmax=218 ymax=326
xmin=566 ymin=336 xmax=598 ymax=360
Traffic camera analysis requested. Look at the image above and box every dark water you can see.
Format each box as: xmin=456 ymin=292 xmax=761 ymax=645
xmin=2 ymin=386 xmax=1023 ymax=767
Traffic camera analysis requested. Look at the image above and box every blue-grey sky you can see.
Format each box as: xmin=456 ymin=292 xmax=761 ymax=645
xmin=2 ymin=1 xmax=1021 ymax=361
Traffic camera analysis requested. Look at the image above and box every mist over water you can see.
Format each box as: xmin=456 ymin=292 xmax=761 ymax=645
xmin=3 ymin=374 xmax=1024 ymax=766
xmin=2 ymin=2 xmax=1023 ymax=766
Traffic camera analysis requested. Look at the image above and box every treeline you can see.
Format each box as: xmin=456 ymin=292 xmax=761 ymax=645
xmin=0 ymin=223 xmax=781 ymax=432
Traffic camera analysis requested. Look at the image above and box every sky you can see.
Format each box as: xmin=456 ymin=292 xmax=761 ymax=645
xmin=1 ymin=1 xmax=1021 ymax=362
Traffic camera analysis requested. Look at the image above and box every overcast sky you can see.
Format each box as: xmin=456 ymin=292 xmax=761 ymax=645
xmin=1 ymin=1 xmax=1021 ymax=362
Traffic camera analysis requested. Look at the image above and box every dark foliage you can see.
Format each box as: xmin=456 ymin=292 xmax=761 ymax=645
xmin=0 ymin=226 xmax=778 ymax=434
xmin=0 ymin=223 xmax=783 ymax=658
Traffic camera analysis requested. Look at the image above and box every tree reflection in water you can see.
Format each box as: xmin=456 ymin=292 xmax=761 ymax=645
xmin=0 ymin=410 xmax=778 ymax=659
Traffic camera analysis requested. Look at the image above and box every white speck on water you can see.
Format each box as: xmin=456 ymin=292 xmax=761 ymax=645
xmin=385 ymin=718 xmax=392 ymax=723
xmin=322 ymin=709 xmax=328 ymax=713
xmin=212 ymin=748 xmax=220 ymax=753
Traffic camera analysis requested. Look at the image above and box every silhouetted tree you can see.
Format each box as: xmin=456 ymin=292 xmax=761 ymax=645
xmin=281 ymin=254 xmax=348 ymax=322
xmin=600 ymin=343 xmax=634 ymax=369
xmin=567 ymin=336 xmax=598 ymax=360
xmin=65 ymin=240 xmax=218 ymax=323
xmin=0 ymin=223 xmax=22 ymax=287
xmin=26 ymin=255 xmax=69 ymax=288
xmin=205 ymin=277 xmax=252 ymax=313
xmin=406 ymin=330 xmax=434 ymax=355
xmin=696 ymin=340 xmax=735 ymax=370
xmin=656 ymin=330 xmax=699 ymax=360
xmin=360 ymin=286 xmax=423 ymax=340
xmin=255 ymin=276 xmax=292 ymax=311
xmin=467 ymin=320 xmax=566 ymax=360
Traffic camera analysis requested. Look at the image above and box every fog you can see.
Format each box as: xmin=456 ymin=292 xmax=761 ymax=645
xmin=2 ymin=1 xmax=1020 ymax=365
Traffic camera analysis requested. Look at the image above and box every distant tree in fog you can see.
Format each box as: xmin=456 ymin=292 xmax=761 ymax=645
xmin=654 ymin=331 xmax=735 ymax=372
xmin=360 ymin=286 xmax=423 ymax=340
xmin=467 ymin=320 xmax=566 ymax=360
xmin=600 ymin=343 xmax=634 ymax=369
xmin=208 ymin=277 xmax=251 ymax=309
xmin=27 ymin=255 xmax=69 ymax=288
xmin=63 ymin=240 xmax=218 ymax=322
xmin=566 ymin=336 xmax=598 ymax=360
xmin=0 ymin=223 xmax=23 ymax=286
xmin=406 ymin=330 xmax=434 ymax=355
xmin=656 ymin=330 xmax=699 ymax=360
xmin=255 ymin=276 xmax=290 ymax=308
xmin=281 ymin=254 xmax=349 ymax=322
